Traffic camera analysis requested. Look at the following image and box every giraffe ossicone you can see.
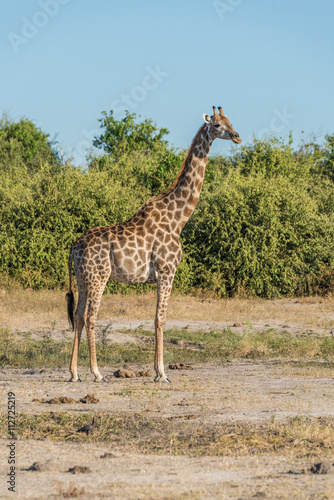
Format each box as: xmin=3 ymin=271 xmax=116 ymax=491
xmin=66 ymin=107 xmax=241 ymax=382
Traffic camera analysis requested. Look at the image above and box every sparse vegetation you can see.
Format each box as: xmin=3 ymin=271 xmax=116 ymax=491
xmin=1 ymin=326 xmax=333 ymax=369
xmin=0 ymin=410 xmax=333 ymax=457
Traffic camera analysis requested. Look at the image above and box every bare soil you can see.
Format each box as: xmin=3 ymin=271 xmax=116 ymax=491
xmin=1 ymin=294 xmax=334 ymax=499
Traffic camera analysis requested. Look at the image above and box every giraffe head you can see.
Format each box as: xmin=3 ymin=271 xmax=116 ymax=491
xmin=203 ymin=106 xmax=241 ymax=144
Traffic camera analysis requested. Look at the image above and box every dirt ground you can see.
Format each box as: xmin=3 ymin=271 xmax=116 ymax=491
xmin=1 ymin=298 xmax=334 ymax=499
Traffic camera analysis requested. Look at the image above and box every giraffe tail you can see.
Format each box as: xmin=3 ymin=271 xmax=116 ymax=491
xmin=66 ymin=248 xmax=75 ymax=331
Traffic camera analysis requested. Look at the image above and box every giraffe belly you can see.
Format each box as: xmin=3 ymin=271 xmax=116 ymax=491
xmin=110 ymin=251 xmax=157 ymax=284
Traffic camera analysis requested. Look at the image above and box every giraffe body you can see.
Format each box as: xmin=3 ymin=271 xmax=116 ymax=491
xmin=67 ymin=107 xmax=241 ymax=382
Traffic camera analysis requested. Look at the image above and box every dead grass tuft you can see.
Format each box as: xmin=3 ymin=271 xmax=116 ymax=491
xmin=53 ymin=480 xmax=85 ymax=498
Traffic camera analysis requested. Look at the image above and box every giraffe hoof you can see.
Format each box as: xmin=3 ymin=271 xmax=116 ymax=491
xmin=154 ymin=376 xmax=171 ymax=383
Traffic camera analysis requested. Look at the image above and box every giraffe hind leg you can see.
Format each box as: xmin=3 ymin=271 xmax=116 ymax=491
xmin=69 ymin=287 xmax=87 ymax=382
xmin=85 ymin=279 xmax=109 ymax=382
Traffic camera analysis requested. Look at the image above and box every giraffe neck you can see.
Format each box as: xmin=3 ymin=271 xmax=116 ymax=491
xmin=162 ymin=123 xmax=214 ymax=231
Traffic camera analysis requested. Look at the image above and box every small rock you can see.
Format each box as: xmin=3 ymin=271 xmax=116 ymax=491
xmin=26 ymin=461 xmax=53 ymax=472
xmin=100 ymin=452 xmax=118 ymax=459
xmin=79 ymin=394 xmax=99 ymax=404
xmin=32 ymin=396 xmax=78 ymax=404
xmin=67 ymin=465 xmax=91 ymax=474
xmin=169 ymin=339 xmax=184 ymax=346
xmin=310 ymin=462 xmax=334 ymax=474
xmin=113 ymin=368 xmax=150 ymax=378
xmin=135 ymin=370 xmax=151 ymax=377
xmin=168 ymin=363 xmax=193 ymax=370
xmin=114 ymin=368 xmax=136 ymax=378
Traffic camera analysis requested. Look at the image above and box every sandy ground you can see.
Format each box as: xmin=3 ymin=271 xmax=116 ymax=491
xmin=1 ymin=293 xmax=334 ymax=499
xmin=1 ymin=344 xmax=334 ymax=498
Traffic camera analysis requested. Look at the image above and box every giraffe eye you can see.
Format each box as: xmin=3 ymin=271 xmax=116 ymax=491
xmin=213 ymin=123 xmax=220 ymax=128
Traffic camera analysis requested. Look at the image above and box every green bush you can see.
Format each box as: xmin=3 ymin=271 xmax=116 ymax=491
xmin=0 ymin=164 xmax=148 ymax=288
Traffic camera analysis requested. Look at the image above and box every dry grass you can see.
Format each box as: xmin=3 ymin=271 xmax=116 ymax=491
xmin=1 ymin=285 xmax=334 ymax=332
xmin=53 ymin=480 xmax=85 ymax=498
xmin=1 ymin=411 xmax=333 ymax=458
xmin=274 ymin=360 xmax=334 ymax=378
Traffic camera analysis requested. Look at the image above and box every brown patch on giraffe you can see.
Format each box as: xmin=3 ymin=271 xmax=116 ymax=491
xmin=138 ymin=249 xmax=146 ymax=261
xmin=184 ymin=207 xmax=194 ymax=217
xmin=123 ymin=258 xmax=135 ymax=272
xmin=151 ymin=211 xmax=161 ymax=223
xmin=159 ymin=246 xmax=168 ymax=259
xmin=145 ymin=219 xmax=154 ymax=230
xmin=195 ymin=178 xmax=202 ymax=190
xmin=198 ymin=165 xmax=205 ymax=177
xmin=160 ymin=223 xmax=171 ymax=233
xmin=123 ymin=247 xmax=134 ymax=257
xmin=100 ymin=232 xmax=109 ymax=243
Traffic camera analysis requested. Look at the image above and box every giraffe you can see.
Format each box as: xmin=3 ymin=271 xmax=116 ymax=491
xmin=66 ymin=106 xmax=241 ymax=383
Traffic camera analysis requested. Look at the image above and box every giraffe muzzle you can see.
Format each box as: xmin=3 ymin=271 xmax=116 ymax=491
xmin=231 ymin=132 xmax=241 ymax=144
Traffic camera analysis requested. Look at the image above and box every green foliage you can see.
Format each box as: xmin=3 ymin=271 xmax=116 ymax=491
xmin=322 ymin=133 xmax=334 ymax=181
xmin=0 ymin=115 xmax=60 ymax=175
xmin=89 ymin=142 xmax=183 ymax=197
xmin=93 ymin=110 xmax=169 ymax=159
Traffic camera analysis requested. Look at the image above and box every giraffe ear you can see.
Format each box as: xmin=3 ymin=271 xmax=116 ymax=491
xmin=203 ymin=114 xmax=211 ymax=124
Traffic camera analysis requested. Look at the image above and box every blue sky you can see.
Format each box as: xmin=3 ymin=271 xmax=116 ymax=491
xmin=1 ymin=0 xmax=334 ymax=164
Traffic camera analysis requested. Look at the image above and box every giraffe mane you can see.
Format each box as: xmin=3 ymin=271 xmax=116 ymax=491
xmin=143 ymin=123 xmax=206 ymax=206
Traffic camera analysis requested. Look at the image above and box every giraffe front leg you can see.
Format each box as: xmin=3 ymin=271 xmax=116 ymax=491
xmin=154 ymin=276 xmax=173 ymax=383
xmin=86 ymin=314 xmax=104 ymax=382
xmin=69 ymin=325 xmax=81 ymax=382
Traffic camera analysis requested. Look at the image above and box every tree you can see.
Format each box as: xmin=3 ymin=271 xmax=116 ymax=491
xmin=93 ymin=110 xmax=169 ymax=159
xmin=0 ymin=116 xmax=60 ymax=174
